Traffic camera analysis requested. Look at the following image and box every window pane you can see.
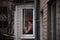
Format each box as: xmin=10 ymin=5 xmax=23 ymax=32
xmin=23 ymin=9 xmax=33 ymax=34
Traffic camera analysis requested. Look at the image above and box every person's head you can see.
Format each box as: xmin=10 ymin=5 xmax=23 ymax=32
xmin=28 ymin=20 xmax=32 ymax=24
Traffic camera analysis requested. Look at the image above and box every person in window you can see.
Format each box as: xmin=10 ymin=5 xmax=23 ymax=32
xmin=23 ymin=20 xmax=33 ymax=34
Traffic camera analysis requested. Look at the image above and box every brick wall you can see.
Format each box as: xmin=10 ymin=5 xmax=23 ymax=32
xmin=16 ymin=5 xmax=21 ymax=40
xmin=40 ymin=0 xmax=60 ymax=40
xmin=40 ymin=0 xmax=49 ymax=40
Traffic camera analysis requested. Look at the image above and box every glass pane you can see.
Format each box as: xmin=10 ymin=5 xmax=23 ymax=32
xmin=23 ymin=9 xmax=33 ymax=34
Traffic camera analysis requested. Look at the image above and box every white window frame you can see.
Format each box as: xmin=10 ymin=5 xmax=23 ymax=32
xmin=20 ymin=6 xmax=35 ymax=39
xmin=14 ymin=6 xmax=18 ymax=40
xmin=40 ymin=11 xmax=43 ymax=40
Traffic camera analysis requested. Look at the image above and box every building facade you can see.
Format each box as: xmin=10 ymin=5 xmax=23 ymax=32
xmin=40 ymin=0 xmax=60 ymax=40
xmin=0 ymin=0 xmax=60 ymax=40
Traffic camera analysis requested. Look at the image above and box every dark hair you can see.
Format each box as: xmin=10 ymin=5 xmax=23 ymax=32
xmin=28 ymin=20 xmax=33 ymax=24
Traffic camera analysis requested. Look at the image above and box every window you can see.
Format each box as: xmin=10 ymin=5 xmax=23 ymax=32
xmin=23 ymin=9 xmax=33 ymax=34
xmin=20 ymin=6 xmax=35 ymax=39
xmin=51 ymin=1 xmax=56 ymax=40
xmin=47 ymin=0 xmax=56 ymax=40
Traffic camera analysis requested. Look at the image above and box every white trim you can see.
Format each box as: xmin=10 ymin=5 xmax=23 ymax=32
xmin=19 ymin=6 xmax=35 ymax=39
xmin=40 ymin=12 xmax=43 ymax=40
xmin=14 ymin=6 xmax=17 ymax=40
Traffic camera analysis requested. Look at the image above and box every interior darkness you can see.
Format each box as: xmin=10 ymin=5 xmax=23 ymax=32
xmin=0 ymin=7 xmax=8 ymax=28
xmin=23 ymin=9 xmax=33 ymax=34
xmin=15 ymin=0 xmax=34 ymax=4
